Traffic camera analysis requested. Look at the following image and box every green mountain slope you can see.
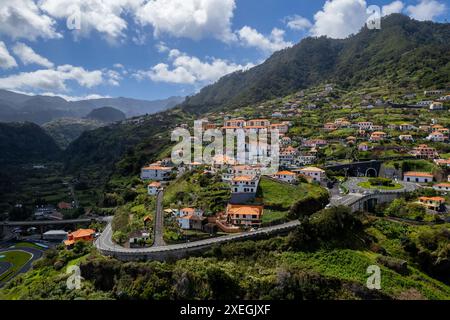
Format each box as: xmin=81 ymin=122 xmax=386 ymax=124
xmin=0 ymin=122 xmax=61 ymax=165
xmin=181 ymin=14 xmax=450 ymax=114
xmin=43 ymin=118 xmax=105 ymax=149
xmin=85 ymin=107 xmax=126 ymax=123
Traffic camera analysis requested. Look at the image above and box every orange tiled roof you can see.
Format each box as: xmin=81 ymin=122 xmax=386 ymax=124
xmin=435 ymin=183 xmax=450 ymax=187
xmin=275 ymin=171 xmax=296 ymax=176
xmin=142 ymin=165 xmax=172 ymax=170
xmin=148 ymin=182 xmax=161 ymax=187
xmin=419 ymin=196 xmax=445 ymax=202
xmin=70 ymin=229 xmax=95 ymax=238
xmin=404 ymin=172 xmax=433 ymax=178
xmin=64 ymin=240 xmax=75 ymax=246
xmin=233 ymin=175 xmax=257 ymax=182
xmin=227 ymin=204 xmax=263 ymax=217
xmin=299 ymin=166 xmax=325 ymax=173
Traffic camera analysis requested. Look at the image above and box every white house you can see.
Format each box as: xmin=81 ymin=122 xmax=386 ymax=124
xmin=272 ymin=171 xmax=297 ymax=183
xmin=358 ymin=143 xmax=369 ymax=152
xmin=433 ymin=183 xmax=450 ymax=192
xmin=231 ymin=175 xmax=259 ymax=194
xmin=177 ymin=208 xmax=205 ymax=230
xmin=296 ymin=167 xmax=326 ymax=183
xmin=141 ymin=164 xmax=173 ymax=181
xmin=147 ymin=182 xmax=161 ymax=195
xmin=399 ymin=134 xmax=414 ymax=142
xmin=430 ymin=102 xmax=444 ymax=111
xmin=403 ymin=172 xmax=433 ymax=183
xmin=427 ymin=131 xmax=446 ymax=142
xmin=357 ymin=121 xmax=373 ymax=130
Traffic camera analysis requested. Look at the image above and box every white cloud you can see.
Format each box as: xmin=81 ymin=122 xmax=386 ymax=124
xmin=135 ymin=0 xmax=237 ymax=42
xmin=406 ymin=0 xmax=447 ymax=21
xmin=284 ymin=15 xmax=313 ymax=31
xmin=105 ymin=69 xmax=122 ymax=86
xmin=156 ymin=42 xmax=170 ymax=53
xmin=135 ymin=49 xmax=254 ymax=85
xmin=12 ymin=42 xmax=54 ymax=68
xmin=0 ymin=0 xmax=61 ymax=41
xmin=39 ymin=92 xmax=112 ymax=101
xmin=382 ymin=1 xmax=405 ymax=16
xmin=311 ymin=0 xmax=368 ymax=39
xmin=39 ymin=0 xmax=142 ymax=42
xmin=237 ymin=26 xmax=293 ymax=53
xmin=0 ymin=41 xmax=18 ymax=69
xmin=0 ymin=65 xmax=103 ymax=92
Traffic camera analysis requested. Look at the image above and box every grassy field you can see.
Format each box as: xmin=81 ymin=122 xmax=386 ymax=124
xmin=358 ymin=181 xmax=403 ymax=190
xmin=0 ymin=250 xmax=32 ymax=283
xmin=257 ymin=177 xmax=326 ymax=211
xmin=262 ymin=209 xmax=288 ymax=225
xmin=9 ymin=242 xmax=45 ymax=250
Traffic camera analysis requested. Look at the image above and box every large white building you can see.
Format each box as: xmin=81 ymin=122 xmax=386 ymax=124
xmin=231 ymin=175 xmax=260 ymax=194
xmin=403 ymin=172 xmax=433 ymax=183
xmin=296 ymin=167 xmax=326 ymax=183
xmin=141 ymin=164 xmax=173 ymax=181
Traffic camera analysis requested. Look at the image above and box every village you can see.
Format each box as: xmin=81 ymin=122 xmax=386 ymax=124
xmin=128 ymin=86 xmax=450 ymax=248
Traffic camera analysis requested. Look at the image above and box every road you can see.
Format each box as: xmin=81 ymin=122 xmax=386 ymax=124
xmin=95 ymin=218 xmax=300 ymax=256
xmin=0 ymin=247 xmax=44 ymax=287
xmin=152 ymin=191 xmax=166 ymax=247
xmin=342 ymin=177 xmax=418 ymax=194
xmin=0 ymin=217 xmax=105 ymax=227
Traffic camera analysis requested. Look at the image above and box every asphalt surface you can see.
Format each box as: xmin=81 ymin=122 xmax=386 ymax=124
xmin=0 ymin=246 xmax=44 ymax=287
xmin=152 ymin=191 xmax=166 ymax=247
xmin=0 ymin=261 xmax=11 ymax=276
xmin=95 ymin=218 xmax=300 ymax=255
xmin=343 ymin=177 xmax=419 ymax=194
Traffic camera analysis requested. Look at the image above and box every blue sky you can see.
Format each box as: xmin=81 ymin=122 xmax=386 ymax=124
xmin=0 ymin=0 xmax=448 ymax=101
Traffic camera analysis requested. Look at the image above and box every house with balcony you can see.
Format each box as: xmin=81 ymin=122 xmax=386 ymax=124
xmin=226 ymin=204 xmax=264 ymax=227
xmin=410 ymin=144 xmax=439 ymax=159
xmin=418 ymin=197 xmax=446 ymax=212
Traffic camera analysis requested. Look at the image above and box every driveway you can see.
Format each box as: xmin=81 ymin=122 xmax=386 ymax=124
xmin=152 ymin=191 xmax=166 ymax=247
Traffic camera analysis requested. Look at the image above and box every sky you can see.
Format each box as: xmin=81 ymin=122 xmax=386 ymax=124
xmin=0 ymin=0 xmax=448 ymax=102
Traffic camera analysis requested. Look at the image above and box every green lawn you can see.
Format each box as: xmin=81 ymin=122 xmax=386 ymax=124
xmin=257 ymin=176 xmax=327 ymax=211
xmin=262 ymin=209 xmax=288 ymax=225
xmin=0 ymin=250 xmax=32 ymax=283
xmin=358 ymin=181 xmax=403 ymax=190
xmin=10 ymin=242 xmax=44 ymax=250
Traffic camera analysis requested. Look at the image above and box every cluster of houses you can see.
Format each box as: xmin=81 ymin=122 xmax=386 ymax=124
xmin=139 ymin=116 xmax=330 ymax=234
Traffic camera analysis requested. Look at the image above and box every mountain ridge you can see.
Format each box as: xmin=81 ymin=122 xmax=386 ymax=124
xmin=0 ymin=89 xmax=185 ymax=124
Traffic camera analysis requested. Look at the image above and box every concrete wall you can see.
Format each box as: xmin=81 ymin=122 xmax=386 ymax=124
xmin=349 ymin=193 xmax=399 ymax=212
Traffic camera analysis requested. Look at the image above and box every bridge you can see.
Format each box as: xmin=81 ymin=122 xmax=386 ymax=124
xmin=331 ymin=191 xmax=406 ymax=213
xmin=0 ymin=217 xmax=104 ymax=239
